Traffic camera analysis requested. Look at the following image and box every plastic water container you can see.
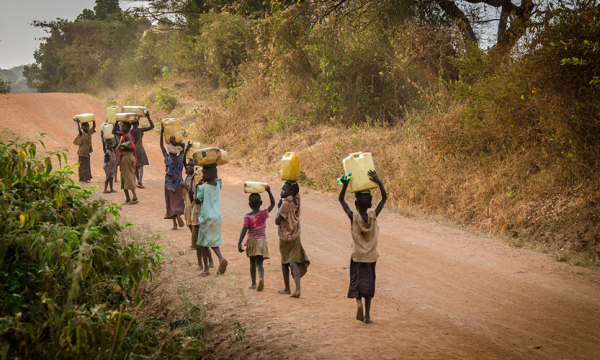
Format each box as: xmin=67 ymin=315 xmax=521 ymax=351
xmin=186 ymin=141 xmax=202 ymax=160
xmin=342 ymin=151 xmax=378 ymax=193
xmin=107 ymin=106 xmax=121 ymax=124
xmin=73 ymin=113 xmax=94 ymax=123
xmin=281 ymin=152 xmax=300 ymax=181
xmin=122 ymin=106 xmax=147 ymax=116
xmin=101 ymin=122 xmax=114 ymax=139
xmin=115 ymin=113 xmax=138 ymax=123
xmin=162 ymin=118 xmax=183 ymax=143
xmin=193 ymin=147 xmax=229 ymax=167
xmin=244 ymin=181 xmax=269 ymax=193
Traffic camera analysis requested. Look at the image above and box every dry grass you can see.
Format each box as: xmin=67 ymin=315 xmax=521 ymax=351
xmin=103 ymin=71 xmax=600 ymax=269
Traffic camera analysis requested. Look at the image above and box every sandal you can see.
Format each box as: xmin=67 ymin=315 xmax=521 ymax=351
xmin=130 ymin=199 xmax=139 ymax=205
xmin=122 ymin=201 xmax=131 ymax=205
xmin=200 ymin=271 xmax=210 ymax=277
xmin=217 ymin=258 xmax=228 ymax=275
xmin=137 ymin=183 xmax=145 ymax=189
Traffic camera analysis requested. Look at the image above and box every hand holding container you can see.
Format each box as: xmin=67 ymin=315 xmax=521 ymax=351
xmin=73 ymin=113 xmax=95 ymax=123
xmin=186 ymin=141 xmax=202 ymax=160
xmin=244 ymin=181 xmax=269 ymax=193
xmin=162 ymin=118 xmax=183 ymax=143
xmin=342 ymin=151 xmax=378 ymax=193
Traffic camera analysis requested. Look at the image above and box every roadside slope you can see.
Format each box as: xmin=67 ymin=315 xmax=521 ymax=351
xmin=1 ymin=93 xmax=599 ymax=359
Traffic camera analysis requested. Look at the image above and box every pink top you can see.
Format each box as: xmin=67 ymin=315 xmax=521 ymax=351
xmin=243 ymin=209 xmax=269 ymax=239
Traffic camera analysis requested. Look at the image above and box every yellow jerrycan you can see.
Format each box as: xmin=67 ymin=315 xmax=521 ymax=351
xmin=161 ymin=118 xmax=183 ymax=143
xmin=281 ymin=152 xmax=300 ymax=181
xmin=73 ymin=113 xmax=95 ymax=123
xmin=122 ymin=106 xmax=147 ymax=116
xmin=115 ymin=113 xmax=138 ymax=123
xmin=186 ymin=141 xmax=202 ymax=161
xmin=106 ymin=106 xmax=122 ymax=124
xmin=101 ymin=122 xmax=114 ymax=140
xmin=244 ymin=181 xmax=269 ymax=193
xmin=342 ymin=151 xmax=378 ymax=193
xmin=193 ymin=147 xmax=229 ymax=167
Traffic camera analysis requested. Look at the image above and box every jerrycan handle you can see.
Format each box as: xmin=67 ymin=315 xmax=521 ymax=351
xmin=350 ymin=152 xmax=363 ymax=158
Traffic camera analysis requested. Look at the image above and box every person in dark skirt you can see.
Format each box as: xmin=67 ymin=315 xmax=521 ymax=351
xmin=131 ymin=111 xmax=154 ymax=188
xmin=160 ymin=126 xmax=189 ymax=230
xmin=338 ymin=170 xmax=387 ymax=324
xmin=73 ymin=119 xmax=96 ymax=182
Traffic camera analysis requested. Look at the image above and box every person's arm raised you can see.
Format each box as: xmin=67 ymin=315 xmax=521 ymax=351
xmin=338 ymin=177 xmax=354 ymax=222
xmin=140 ymin=111 xmax=155 ymax=132
xmin=266 ymin=185 xmax=276 ymax=213
xmin=159 ymin=127 xmax=168 ymax=157
xmin=76 ymin=120 xmax=82 ymax=136
xmin=369 ymin=170 xmax=387 ymax=217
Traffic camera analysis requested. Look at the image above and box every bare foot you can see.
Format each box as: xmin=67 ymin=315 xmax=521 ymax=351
xmin=356 ymin=305 xmax=364 ymax=322
xmin=248 ymin=284 xmax=256 ymax=289
xmin=110 ymin=190 xmax=118 ymax=193
xmin=171 ymin=227 xmax=178 ymax=231
xmin=257 ymin=279 xmax=264 ymax=292
xmin=103 ymin=190 xmax=110 ymax=193
xmin=290 ymin=290 xmax=301 ymax=298
xmin=209 ymin=262 xmax=214 ymax=268
xmin=364 ymin=316 xmax=373 ymax=324
xmin=196 ymin=266 xmax=203 ymax=271
xmin=278 ymin=289 xmax=291 ymax=295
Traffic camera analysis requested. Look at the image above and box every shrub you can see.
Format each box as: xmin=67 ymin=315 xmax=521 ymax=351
xmin=0 ymin=138 xmax=204 ymax=359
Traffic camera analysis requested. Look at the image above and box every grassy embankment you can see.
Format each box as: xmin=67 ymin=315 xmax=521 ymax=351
xmin=100 ymin=5 xmax=599 ymax=269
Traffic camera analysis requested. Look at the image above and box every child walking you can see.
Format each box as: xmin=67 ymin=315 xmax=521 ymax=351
xmin=182 ymin=159 xmax=214 ymax=270
xmin=237 ymin=185 xmax=275 ymax=291
xmin=338 ymin=170 xmax=387 ymax=324
xmin=131 ymin=111 xmax=154 ymax=188
xmin=275 ymin=181 xmax=310 ymax=298
xmin=73 ymin=119 xmax=96 ymax=182
xmin=101 ymin=138 xmax=118 ymax=193
xmin=112 ymin=121 xmax=138 ymax=205
xmin=194 ymin=165 xmax=228 ymax=276
xmin=160 ymin=127 xmax=187 ymax=230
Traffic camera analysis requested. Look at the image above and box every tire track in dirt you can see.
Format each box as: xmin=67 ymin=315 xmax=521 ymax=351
xmin=1 ymin=93 xmax=600 ymax=359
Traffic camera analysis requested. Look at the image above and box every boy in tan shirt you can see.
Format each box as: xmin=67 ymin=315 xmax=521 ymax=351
xmin=339 ymin=170 xmax=387 ymax=323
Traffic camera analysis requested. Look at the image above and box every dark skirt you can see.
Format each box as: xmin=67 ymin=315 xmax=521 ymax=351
xmin=348 ymin=260 xmax=376 ymax=299
xmin=164 ymin=183 xmax=185 ymax=219
xmin=279 ymin=236 xmax=310 ymax=278
xmin=78 ymin=156 xmax=92 ymax=181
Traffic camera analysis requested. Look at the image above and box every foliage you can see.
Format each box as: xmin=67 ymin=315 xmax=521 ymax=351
xmin=0 ymin=80 xmax=10 ymax=94
xmin=0 ymin=138 xmax=205 ymax=358
xmin=23 ymin=1 xmax=153 ymax=94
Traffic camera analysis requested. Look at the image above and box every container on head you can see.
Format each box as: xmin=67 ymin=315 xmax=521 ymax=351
xmin=342 ymin=151 xmax=378 ymax=193
xmin=122 ymin=106 xmax=147 ymax=117
xmin=106 ymin=106 xmax=121 ymax=124
xmin=186 ymin=141 xmax=202 ymax=161
xmin=101 ymin=123 xmax=114 ymax=139
xmin=161 ymin=118 xmax=183 ymax=143
xmin=115 ymin=113 xmax=139 ymax=123
xmin=193 ymin=147 xmax=229 ymax=167
xmin=244 ymin=181 xmax=268 ymax=194
xmin=281 ymin=152 xmax=300 ymax=181
xmin=73 ymin=113 xmax=95 ymax=123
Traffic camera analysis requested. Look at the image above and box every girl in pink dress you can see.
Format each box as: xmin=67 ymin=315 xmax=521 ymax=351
xmin=237 ymin=185 xmax=275 ymax=291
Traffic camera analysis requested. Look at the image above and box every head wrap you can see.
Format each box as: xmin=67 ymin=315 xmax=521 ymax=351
xmin=167 ymin=144 xmax=183 ymax=154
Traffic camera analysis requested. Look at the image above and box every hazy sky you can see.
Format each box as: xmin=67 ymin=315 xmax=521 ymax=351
xmin=0 ymin=0 xmax=143 ymax=69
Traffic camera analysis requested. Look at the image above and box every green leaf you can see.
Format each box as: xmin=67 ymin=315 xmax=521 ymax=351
xmin=1 ymin=343 xmax=10 ymax=360
xmin=29 ymin=143 xmax=36 ymax=158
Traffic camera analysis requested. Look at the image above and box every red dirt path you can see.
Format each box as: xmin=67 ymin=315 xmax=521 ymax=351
xmin=1 ymin=93 xmax=600 ymax=359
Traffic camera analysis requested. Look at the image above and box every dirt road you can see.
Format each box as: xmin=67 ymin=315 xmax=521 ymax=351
xmin=2 ymin=93 xmax=600 ymax=359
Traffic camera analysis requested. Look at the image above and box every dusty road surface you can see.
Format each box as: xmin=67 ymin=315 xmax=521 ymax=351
xmin=2 ymin=93 xmax=600 ymax=359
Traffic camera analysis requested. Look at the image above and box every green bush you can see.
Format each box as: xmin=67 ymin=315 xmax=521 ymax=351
xmin=0 ymin=138 xmax=204 ymax=359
